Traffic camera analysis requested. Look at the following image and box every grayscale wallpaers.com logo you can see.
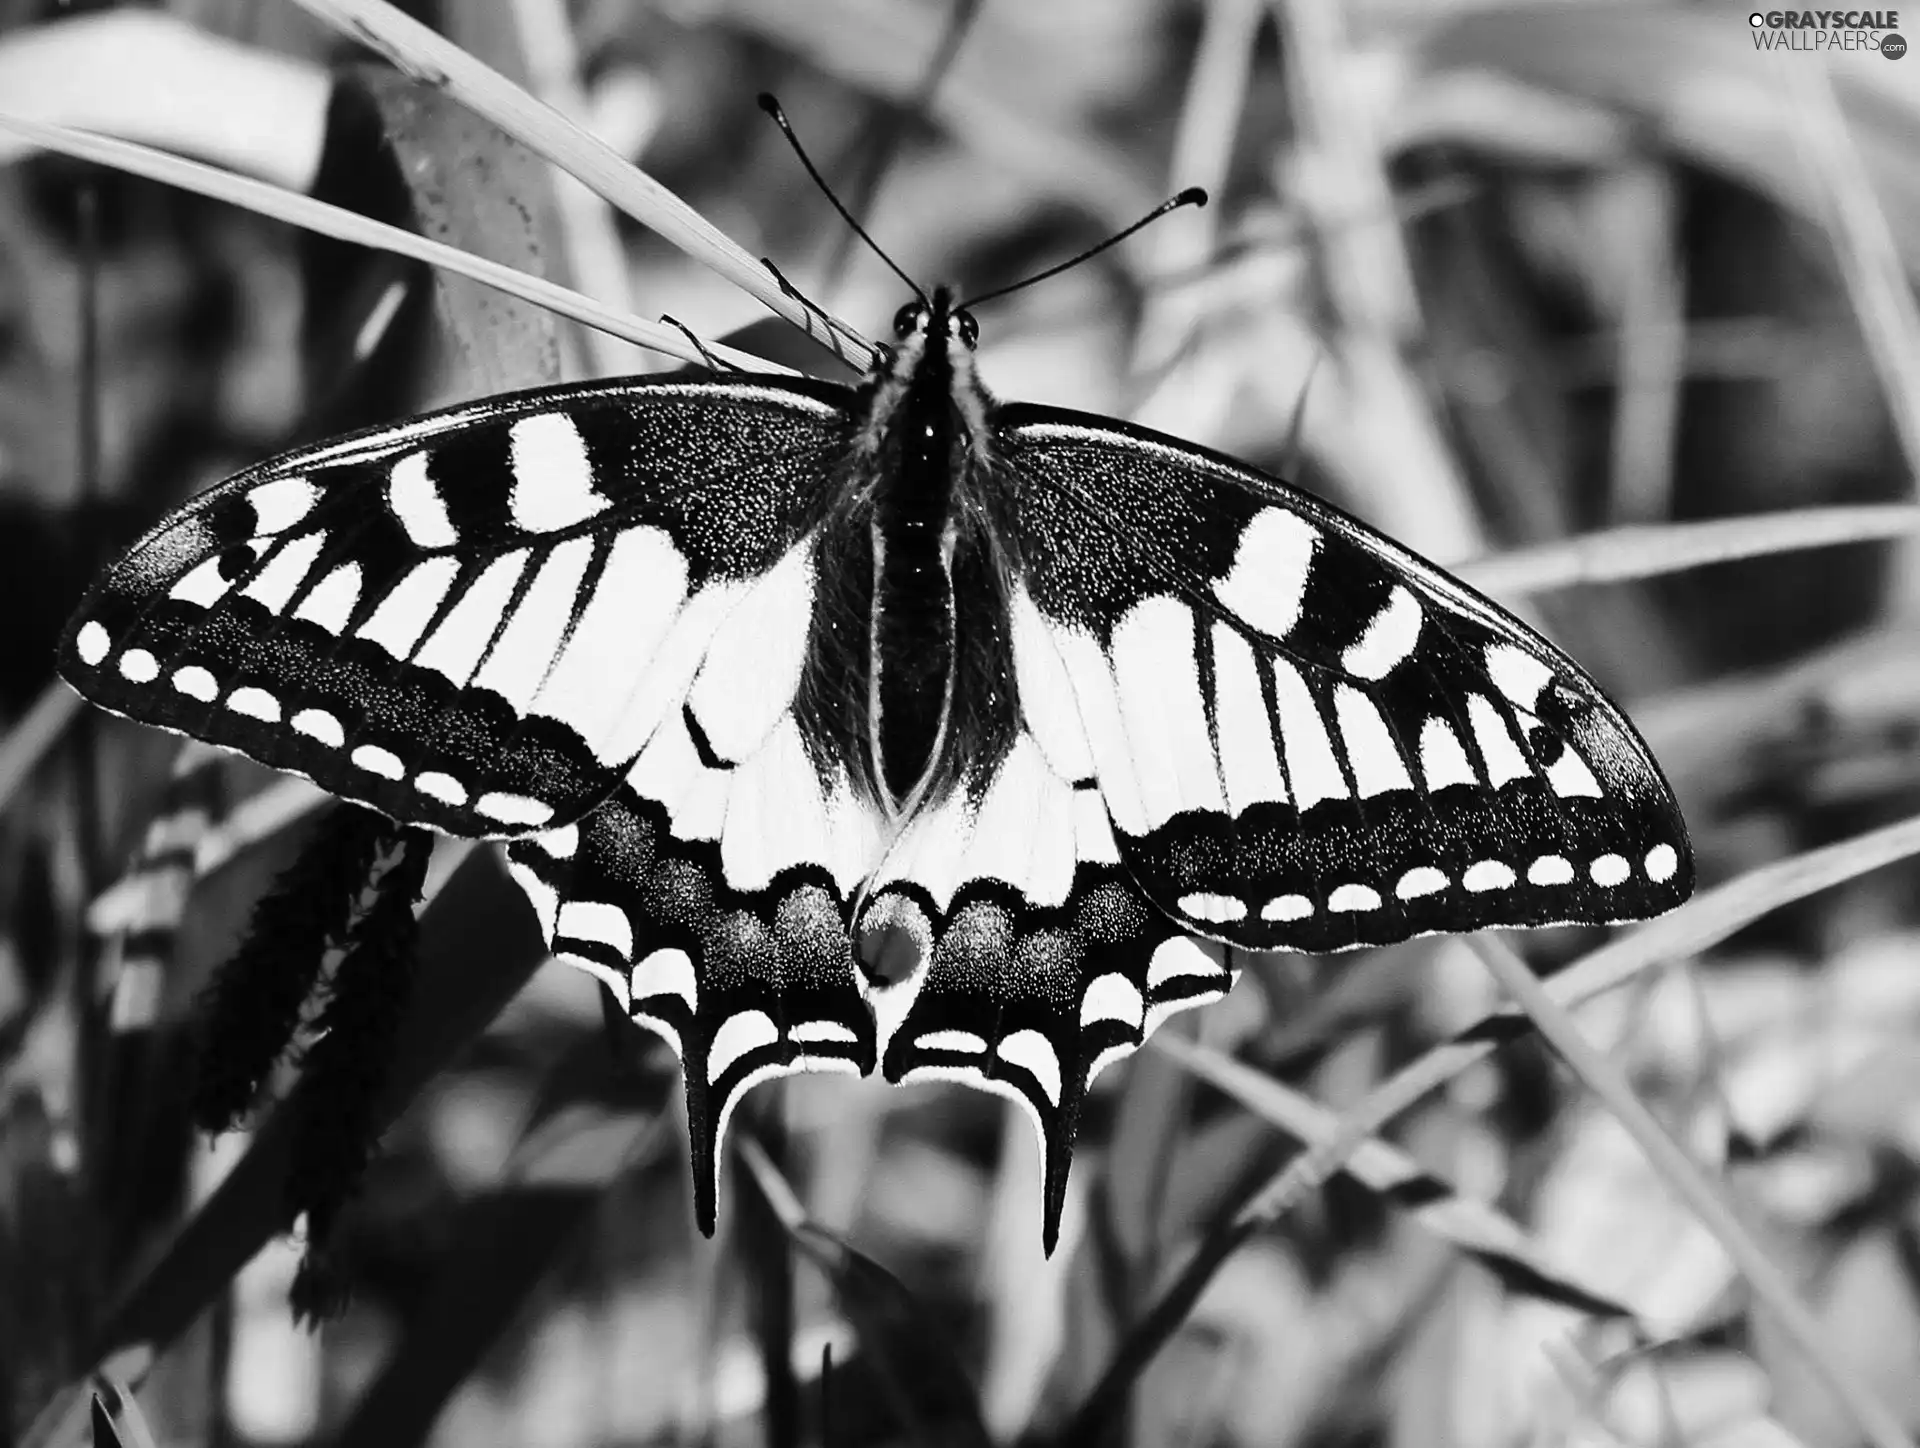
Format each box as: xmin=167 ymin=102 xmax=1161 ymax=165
xmin=1749 ymin=10 xmax=1906 ymax=54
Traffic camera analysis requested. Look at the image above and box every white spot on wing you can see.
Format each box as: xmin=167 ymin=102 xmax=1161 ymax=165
xmin=1070 ymin=788 xmax=1121 ymax=866
xmin=1261 ymin=893 xmax=1313 ymax=921
xmin=292 ymin=708 xmax=343 ymax=747
xmin=1210 ymin=622 xmax=1287 ymax=813
xmin=1342 ymin=586 xmax=1423 ymax=680
xmin=1328 ymin=883 xmax=1381 ymax=912
xmin=1269 ymin=659 xmax=1348 ymax=811
xmin=1146 ymin=936 xmax=1225 ymax=989
xmin=170 ymin=555 xmax=242 ymax=608
xmin=388 ymin=450 xmax=456 ymax=547
xmin=534 ymin=527 xmax=690 ymax=764
xmin=414 ymin=550 xmax=530 ymax=686
xmin=357 ymin=556 xmax=461 ymax=659
xmin=1213 ymin=508 xmax=1317 ymax=639
xmin=1111 ymin=595 xmax=1224 ymax=829
xmin=1467 ymin=695 xmax=1532 ymax=788
xmin=293 ymin=563 xmax=362 ymax=633
xmin=1463 ymin=860 xmax=1516 ymax=892
xmin=629 ymin=710 xmax=729 ymax=845
xmin=120 ymin=649 xmax=159 ymax=683
xmin=472 ymin=537 xmax=595 ymax=710
xmin=1010 ymin=587 xmax=1095 ymax=781
xmin=709 ymin=1010 xmax=780 ymax=1081
xmin=240 ymin=532 xmax=326 ymax=615
xmin=247 ymin=477 xmax=319 ymax=534
xmin=1646 ymin=844 xmax=1678 ymax=882
xmin=508 ymin=414 xmax=607 ymax=532
xmin=1179 ymin=892 xmax=1246 ymax=923
xmin=76 ymin=621 xmax=109 ymax=665
xmin=1081 ymin=973 xmax=1144 ymax=1029
xmin=1334 ymin=685 xmax=1413 ymax=798
xmin=688 ymin=545 xmax=816 ymax=763
xmin=558 ymin=900 xmax=633 ymax=957
xmin=1528 ymin=855 xmax=1574 ymax=886
xmin=998 ymin=1029 xmax=1062 ymax=1106
xmin=791 ymin=1020 xmax=859 ymax=1045
xmin=1545 ymin=746 xmax=1603 ymax=799
xmin=1051 ymin=628 xmax=1147 ymax=835
xmin=1590 ymin=854 xmax=1630 ymax=887
xmin=632 ymin=947 xmax=697 ymax=1009
xmin=226 ymin=686 xmax=280 ymax=722
xmin=720 ymin=716 xmax=840 ymax=894
xmin=172 ymin=666 xmax=217 ymax=702
xmin=534 ymin=825 xmax=578 ymax=860
xmin=351 ymin=744 xmax=404 ymax=779
xmin=476 ymin=792 xmax=552 ymax=827
xmin=955 ymin=734 xmax=1077 ymax=911
xmin=415 ymin=771 xmax=467 ymax=806
xmin=1396 ymin=867 xmax=1447 ymax=900
xmin=1418 ymin=717 xmax=1479 ymax=792
xmin=918 ymin=1029 xmax=988 ymax=1054
xmin=1486 ymin=644 xmax=1554 ymax=711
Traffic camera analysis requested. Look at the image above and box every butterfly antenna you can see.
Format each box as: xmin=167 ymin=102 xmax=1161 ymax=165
xmin=757 ymin=93 xmax=929 ymax=306
xmin=959 ymin=187 xmax=1208 ymax=311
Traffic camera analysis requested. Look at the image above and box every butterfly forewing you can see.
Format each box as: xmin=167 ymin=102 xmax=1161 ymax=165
xmin=60 ymin=378 xmax=855 ymax=838
xmin=997 ymin=406 xmax=1692 ymax=953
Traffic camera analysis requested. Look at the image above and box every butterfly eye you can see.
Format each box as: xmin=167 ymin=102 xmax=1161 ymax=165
xmin=892 ymin=303 xmax=923 ymax=338
xmin=955 ymin=311 xmax=979 ymax=349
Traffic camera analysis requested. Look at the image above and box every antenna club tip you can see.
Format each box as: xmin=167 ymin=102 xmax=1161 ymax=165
xmin=756 ymin=93 xmax=783 ymax=118
xmin=1177 ymin=186 xmax=1209 ymax=209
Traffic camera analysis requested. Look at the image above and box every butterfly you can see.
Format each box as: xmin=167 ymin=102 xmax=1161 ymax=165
xmin=58 ymin=283 xmax=1692 ymax=1249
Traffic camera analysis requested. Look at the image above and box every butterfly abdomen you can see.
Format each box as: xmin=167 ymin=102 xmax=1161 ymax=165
xmin=866 ymin=329 xmax=971 ymax=807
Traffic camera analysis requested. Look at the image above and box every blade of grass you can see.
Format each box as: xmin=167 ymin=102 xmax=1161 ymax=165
xmin=1061 ymin=808 xmax=1920 ymax=1444
xmin=0 ymin=113 xmax=785 ymax=375
xmin=494 ymin=0 xmax=638 ymax=377
xmin=0 ymin=683 xmax=82 ymax=826
xmin=1470 ymin=934 xmax=1914 ymax=1448
xmin=0 ymin=11 xmax=329 ymax=183
xmin=325 ymin=1103 xmax=672 ymax=1446
xmin=1154 ymin=1032 xmax=1637 ymax=1322
xmin=283 ymin=0 xmax=874 ymax=366
xmin=736 ymin=1137 xmax=993 ymax=1448
xmin=1127 ymin=0 xmax=1259 ymax=437
xmin=341 ymin=64 xmax=566 ymax=392
xmin=1778 ymin=46 xmax=1920 ymax=486
xmin=1458 ymin=503 xmax=1920 ymax=598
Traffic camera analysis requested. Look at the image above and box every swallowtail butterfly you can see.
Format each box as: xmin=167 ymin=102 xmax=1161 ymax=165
xmin=58 ymin=284 xmax=1692 ymax=1248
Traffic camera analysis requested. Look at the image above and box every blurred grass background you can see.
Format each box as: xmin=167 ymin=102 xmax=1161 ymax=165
xmin=3 ymin=0 xmax=1920 ymax=1445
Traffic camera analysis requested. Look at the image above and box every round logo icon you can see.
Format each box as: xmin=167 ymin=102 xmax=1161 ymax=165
xmin=1882 ymin=31 xmax=1907 ymax=56
xmin=1748 ymin=10 xmax=1765 ymax=22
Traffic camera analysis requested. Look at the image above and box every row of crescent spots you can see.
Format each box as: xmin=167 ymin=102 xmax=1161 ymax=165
xmin=1175 ymin=844 xmax=1681 ymax=924
xmin=70 ymin=623 xmax=552 ymax=829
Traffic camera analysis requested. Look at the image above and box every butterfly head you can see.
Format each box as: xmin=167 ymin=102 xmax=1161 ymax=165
xmin=890 ymin=287 xmax=980 ymax=353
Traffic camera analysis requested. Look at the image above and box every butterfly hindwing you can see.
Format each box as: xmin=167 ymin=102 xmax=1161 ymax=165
xmin=999 ymin=407 xmax=1693 ymax=952
xmin=505 ymin=530 xmax=886 ymax=1232
xmin=59 ymin=378 xmax=854 ymax=839
xmin=858 ymin=730 xmax=1238 ymax=1249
